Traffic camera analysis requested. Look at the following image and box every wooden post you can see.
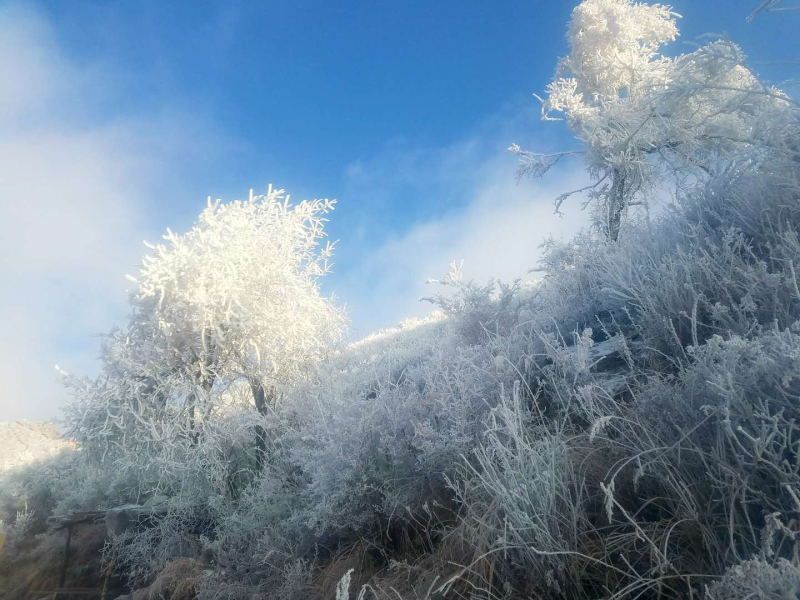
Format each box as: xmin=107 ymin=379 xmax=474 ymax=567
xmin=100 ymin=562 xmax=111 ymax=600
xmin=56 ymin=523 xmax=72 ymax=597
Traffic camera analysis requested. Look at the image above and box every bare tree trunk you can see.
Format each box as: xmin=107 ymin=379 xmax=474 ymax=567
xmin=189 ymin=398 xmax=197 ymax=444
xmin=249 ymin=378 xmax=275 ymax=471
xmin=189 ymin=369 xmax=215 ymax=446
xmin=606 ymin=169 xmax=627 ymax=242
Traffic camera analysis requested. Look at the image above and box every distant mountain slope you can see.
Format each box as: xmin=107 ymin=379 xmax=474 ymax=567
xmin=0 ymin=422 xmax=74 ymax=473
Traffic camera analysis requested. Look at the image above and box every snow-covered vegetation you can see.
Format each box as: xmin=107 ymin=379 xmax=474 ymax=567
xmin=0 ymin=422 xmax=73 ymax=474
xmin=2 ymin=1 xmax=800 ymax=598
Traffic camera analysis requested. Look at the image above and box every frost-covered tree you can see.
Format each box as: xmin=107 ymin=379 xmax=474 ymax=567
xmin=514 ymin=0 xmax=794 ymax=240
xmin=67 ymin=186 xmax=345 ymax=467
xmin=130 ymin=185 xmax=344 ymax=418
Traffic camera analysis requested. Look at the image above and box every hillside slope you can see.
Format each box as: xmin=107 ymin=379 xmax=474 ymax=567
xmin=0 ymin=422 xmax=73 ymax=473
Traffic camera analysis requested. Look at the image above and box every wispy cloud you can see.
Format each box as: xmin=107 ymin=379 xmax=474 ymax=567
xmin=332 ymin=108 xmax=590 ymax=337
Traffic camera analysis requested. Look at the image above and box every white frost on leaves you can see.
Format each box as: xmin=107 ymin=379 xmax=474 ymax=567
xmin=133 ymin=185 xmax=345 ymax=390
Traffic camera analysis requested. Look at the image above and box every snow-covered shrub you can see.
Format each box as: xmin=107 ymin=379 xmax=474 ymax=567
xmin=0 ymin=448 xmax=133 ymax=535
xmin=631 ymin=328 xmax=800 ymax=561
xmin=527 ymin=149 xmax=800 ymax=377
xmin=705 ymin=558 xmax=800 ymax=600
xmin=442 ymin=384 xmax=587 ymax=598
xmin=199 ymin=292 xmax=538 ymax=593
xmin=103 ymin=499 xmax=210 ymax=588
xmin=0 ymin=506 xmax=34 ymax=555
xmin=287 ymin=312 xmax=485 ymax=534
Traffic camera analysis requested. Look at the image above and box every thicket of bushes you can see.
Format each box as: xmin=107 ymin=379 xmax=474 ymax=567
xmin=2 ymin=1 xmax=800 ymax=599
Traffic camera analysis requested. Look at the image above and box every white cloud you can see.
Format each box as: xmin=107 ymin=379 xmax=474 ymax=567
xmin=0 ymin=6 xmax=66 ymax=123
xmin=0 ymin=5 xmax=209 ymax=421
xmin=335 ymin=145 xmax=590 ymax=337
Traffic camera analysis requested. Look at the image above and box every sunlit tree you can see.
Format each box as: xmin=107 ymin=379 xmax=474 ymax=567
xmin=131 ymin=186 xmax=344 ymax=417
xmin=513 ymin=0 xmax=794 ymax=240
xmin=67 ymin=186 xmax=345 ymax=467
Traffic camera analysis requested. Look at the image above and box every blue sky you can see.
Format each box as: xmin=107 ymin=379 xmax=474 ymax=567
xmin=1 ymin=0 xmax=797 ymax=419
